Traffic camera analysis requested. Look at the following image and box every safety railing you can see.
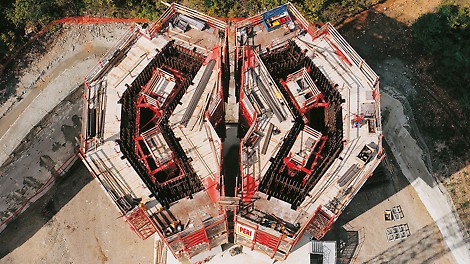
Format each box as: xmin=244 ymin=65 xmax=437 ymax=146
xmin=165 ymin=213 xmax=227 ymax=260
xmin=320 ymin=23 xmax=379 ymax=87
xmin=147 ymin=4 xmax=175 ymax=37
xmin=173 ymin=3 xmax=227 ymax=30
xmin=85 ymin=26 xmax=139 ymax=83
xmin=287 ymin=2 xmax=312 ymax=34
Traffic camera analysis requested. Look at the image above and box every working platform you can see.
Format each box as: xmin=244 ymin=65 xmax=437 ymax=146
xmin=233 ymin=3 xmax=382 ymax=261
xmin=79 ymin=3 xmax=229 ymax=262
xmin=79 ymin=2 xmax=382 ymax=263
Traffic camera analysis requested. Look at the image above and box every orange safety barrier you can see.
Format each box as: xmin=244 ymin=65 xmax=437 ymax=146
xmin=53 ymin=16 xmax=147 ymax=24
xmin=0 ymin=153 xmax=78 ymax=230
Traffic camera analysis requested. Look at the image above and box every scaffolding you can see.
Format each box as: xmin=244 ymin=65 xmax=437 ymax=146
xmin=79 ymin=4 xmax=230 ymax=263
xmin=232 ymin=3 xmax=382 ymax=261
xmin=78 ymin=2 xmax=382 ymax=263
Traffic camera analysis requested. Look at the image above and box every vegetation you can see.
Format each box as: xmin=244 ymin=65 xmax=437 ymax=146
xmin=0 ymin=0 xmax=382 ymax=64
xmin=2 ymin=1 xmax=468 ymax=107
xmin=411 ymin=5 xmax=470 ymax=108
xmin=178 ymin=0 xmax=381 ymax=22
xmin=0 ymin=0 xmax=167 ymax=64
xmin=0 ymin=2 xmax=22 ymax=58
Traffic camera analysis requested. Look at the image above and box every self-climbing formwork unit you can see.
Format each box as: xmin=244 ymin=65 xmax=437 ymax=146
xmin=78 ymin=2 xmax=383 ymax=262
xmin=79 ymin=3 xmax=230 ymax=262
xmin=233 ymin=3 xmax=383 ymax=261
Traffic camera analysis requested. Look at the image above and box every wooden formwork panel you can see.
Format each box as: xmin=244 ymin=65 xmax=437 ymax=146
xmin=254 ymin=243 xmax=274 ymax=256
xmin=235 ymin=234 xmax=253 ymax=248
xmin=278 ymin=240 xmax=291 ymax=253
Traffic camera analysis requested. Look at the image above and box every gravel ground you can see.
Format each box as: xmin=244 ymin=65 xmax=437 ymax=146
xmin=0 ymin=23 xmax=130 ymax=233
xmin=0 ymin=162 xmax=154 ymax=264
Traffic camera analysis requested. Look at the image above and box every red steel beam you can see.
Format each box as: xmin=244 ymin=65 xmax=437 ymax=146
xmin=302 ymin=135 xmax=328 ymax=185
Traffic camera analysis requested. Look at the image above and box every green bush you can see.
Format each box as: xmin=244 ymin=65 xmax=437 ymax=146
xmin=412 ymin=5 xmax=470 ymax=108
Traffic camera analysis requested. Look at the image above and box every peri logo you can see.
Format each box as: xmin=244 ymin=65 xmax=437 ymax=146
xmin=237 ymin=224 xmax=255 ymax=240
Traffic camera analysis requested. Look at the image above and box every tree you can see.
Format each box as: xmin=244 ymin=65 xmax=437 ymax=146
xmin=7 ymin=0 xmax=57 ymax=29
xmin=412 ymin=5 xmax=470 ymax=107
xmin=81 ymin=0 xmax=117 ymax=16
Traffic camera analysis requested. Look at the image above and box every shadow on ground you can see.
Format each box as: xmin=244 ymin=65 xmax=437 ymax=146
xmin=325 ymin=218 xmax=455 ymax=264
xmin=0 ymin=161 xmax=92 ymax=258
xmin=322 ymin=138 xmax=411 ymax=259
xmin=344 ymin=139 xmax=410 ymax=222
xmin=363 ymin=213 xmax=463 ymax=263
xmin=339 ymin=8 xmax=470 ymax=179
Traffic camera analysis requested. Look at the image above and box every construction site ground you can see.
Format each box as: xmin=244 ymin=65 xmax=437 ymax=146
xmin=0 ymin=23 xmax=131 ymax=234
xmin=338 ymin=0 xmax=470 ymax=237
xmin=325 ymin=140 xmax=454 ymax=263
xmin=0 ymin=162 xmax=154 ymax=263
xmin=0 ymin=0 xmax=469 ymax=263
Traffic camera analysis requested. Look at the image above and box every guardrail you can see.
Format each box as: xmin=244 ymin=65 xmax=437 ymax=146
xmin=173 ymin=3 xmax=227 ymax=30
xmin=317 ymin=23 xmax=379 ymax=87
xmin=85 ymin=26 xmax=139 ymax=83
xmin=148 ymin=4 xmax=175 ymax=37
xmin=287 ymin=2 xmax=317 ymax=36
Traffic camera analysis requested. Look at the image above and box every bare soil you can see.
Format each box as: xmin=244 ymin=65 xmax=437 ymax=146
xmin=445 ymin=164 xmax=470 ymax=233
xmin=0 ymin=162 xmax=154 ymax=264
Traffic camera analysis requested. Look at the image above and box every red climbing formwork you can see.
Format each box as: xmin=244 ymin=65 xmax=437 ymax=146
xmin=76 ymin=1 xmax=384 ymax=263
xmin=125 ymin=206 xmax=158 ymax=240
xmin=234 ymin=216 xmax=301 ymax=260
xmin=306 ymin=206 xmax=335 ymax=240
xmin=165 ymin=214 xmax=228 ymax=260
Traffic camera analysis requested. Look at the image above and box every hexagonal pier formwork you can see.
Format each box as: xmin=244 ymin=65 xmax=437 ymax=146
xmin=78 ymin=2 xmax=383 ymax=262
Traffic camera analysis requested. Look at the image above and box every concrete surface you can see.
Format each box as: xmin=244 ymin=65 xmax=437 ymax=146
xmin=381 ymin=89 xmax=470 ymax=263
